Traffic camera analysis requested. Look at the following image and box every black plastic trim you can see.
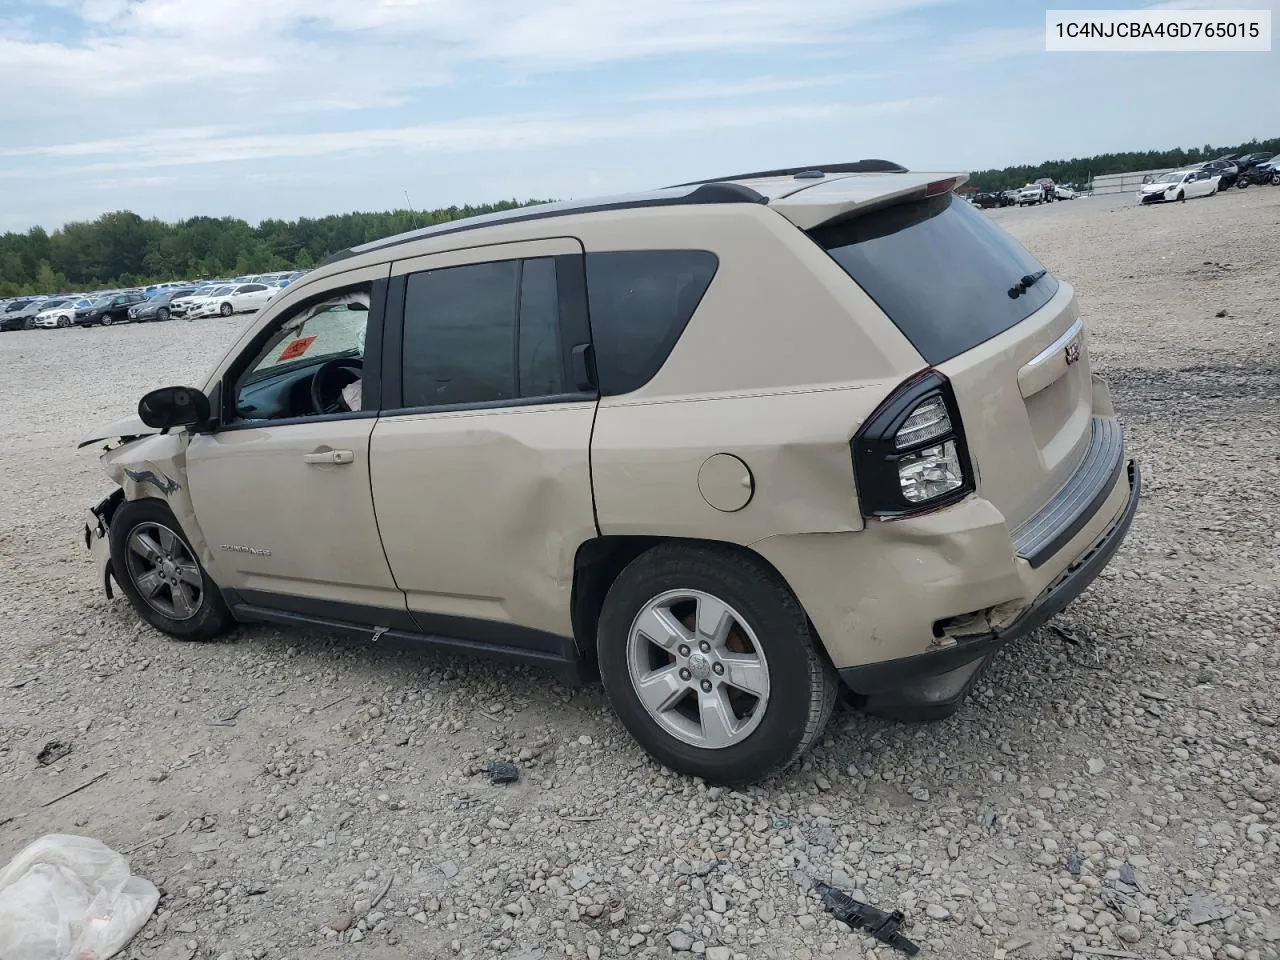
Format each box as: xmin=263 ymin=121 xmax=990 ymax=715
xmin=1013 ymin=417 xmax=1124 ymax=569
xmin=667 ymin=160 xmax=907 ymax=187
xmin=229 ymin=591 xmax=587 ymax=681
xmin=322 ymin=184 xmax=766 ymax=265
xmin=850 ymin=370 xmax=975 ymax=519
xmin=840 ymin=460 xmax=1140 ymax=695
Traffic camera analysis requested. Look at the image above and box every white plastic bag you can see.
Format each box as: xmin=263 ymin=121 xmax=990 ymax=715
xmin=0 ymin=835 xmax=159 ymax=960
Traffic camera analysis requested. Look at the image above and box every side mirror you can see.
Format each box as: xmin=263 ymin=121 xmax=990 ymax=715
xmin=138 ymin=386 xmax=212 ymax=429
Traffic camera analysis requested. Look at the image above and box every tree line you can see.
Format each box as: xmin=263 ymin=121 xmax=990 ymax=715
xmin=0 ymin=201 xmax=546 ymax=298
xmin=966 ymin=137 xmax=1280 ymax=192
xmin=4 ymin=135 xmax=1278 ymax=295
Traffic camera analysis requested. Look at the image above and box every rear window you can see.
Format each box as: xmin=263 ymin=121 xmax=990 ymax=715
xmin=585 ymin=250 xmax=718 ymax=395
xmin=811 ymin=193 xmax=1058 ymax=364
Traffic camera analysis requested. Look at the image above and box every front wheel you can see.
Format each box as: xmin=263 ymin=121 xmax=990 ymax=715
xmin=597 ymin=544 xmax=838 ymax=785
xmin=100 ymin=315 xmax=113 ymax=325
xmin=219 ymin=302 xmax=233 ymax=317
xmin=1236 ymin=178 xmax=1249 ymax=189
xmin=157 ymin=307 xmax=170 ymax=321
xmin=57 ymin=316 xmax=70 ymax=328
xmin=1271 ymin=173 xmax=1280 ymax=186
xmin=109 ymin=498 xmax=232 ymax=641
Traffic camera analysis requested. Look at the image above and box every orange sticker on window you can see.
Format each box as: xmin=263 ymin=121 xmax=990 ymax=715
xmin=277 ymin=335 xmax=317 ymax=361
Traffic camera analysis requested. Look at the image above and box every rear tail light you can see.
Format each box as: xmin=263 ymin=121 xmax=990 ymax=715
xmin=851 ymin=370 xmax=974 ymax=518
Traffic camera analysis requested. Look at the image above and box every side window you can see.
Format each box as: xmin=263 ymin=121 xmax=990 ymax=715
xmin=400 ymin=257 xmax=569 ymax=409
xmin=584 ymin=250 xmax=718 ymax=396
xmin=231 ymin=284 xmax=372 ymax=422
xmin=403 ymin=261 xmax=519 ymax=408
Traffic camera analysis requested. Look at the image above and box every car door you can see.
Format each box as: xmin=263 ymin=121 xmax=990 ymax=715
xmin=369 ymin=238 xmax=599 ymax=649
xmin=184 ymin=264 xmax=410 ymax=622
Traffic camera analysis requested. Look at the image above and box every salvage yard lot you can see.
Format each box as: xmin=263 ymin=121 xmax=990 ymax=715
xmin=1 ymin=191 xmax=1277 ymax=960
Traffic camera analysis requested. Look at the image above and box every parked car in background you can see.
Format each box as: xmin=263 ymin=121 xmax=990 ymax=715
xmin=1054 ymin=184 xmax=1078 ymax=200
xmin=1201 ymin=159 xmax=1239 ymax=188
xmin=32 ymin=297 xmax=82 ymax=328
xmin=1255 ymin=154 xmax=1280 ymax=184
xmin=190 ymin=282 xmax=275 ymax=318
xmin=1017 ymin=184 xmax=1046 ymax=205
xmin=74 ymin=292 xmax=147 ymax=326
xmin=1 ymin=297 xmax=49 ymax=331
xmin=1138 ymin=169 xmax=1219 ymax=203
xmin=129 ymin=288 xmax=196 ymax=322
xmin=168 ymin=285 xmax=223 ymax=318
xmin=972 ymin=191 xmax=1010 ymax=209
xmin=1235 ymin=152 xmax=1274 ymax=170
xmin=1034 ymin=178 xmax=1057 ymax=202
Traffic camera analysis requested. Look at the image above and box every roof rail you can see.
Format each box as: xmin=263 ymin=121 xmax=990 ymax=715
xmin=667 ymin=160 xmax=908 ymax=187
xmin=321 ymin=181 xmax=767 ymax=265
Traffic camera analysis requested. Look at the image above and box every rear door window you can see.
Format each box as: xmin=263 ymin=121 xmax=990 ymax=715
xmin=585 ymin=250 xmax=718 ymax=395
xmin=811 ymin=193 xmax=1058 ymax=364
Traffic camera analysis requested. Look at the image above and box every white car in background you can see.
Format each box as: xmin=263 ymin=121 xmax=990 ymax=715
xmin=32 ymin=297 xmax=86 ymax=328
xmin=191 ymin=283 xmax=275 ymax=318
xmin=1016 ymin=184 xmax=1046 ymax=205
xmin=1054 ymin=184 xmax=1078 ymax=200
xmin=1139 ymin=169 xmax=1219 ymax=204
xmin=167 ymin=286 xmax=221 ymax=318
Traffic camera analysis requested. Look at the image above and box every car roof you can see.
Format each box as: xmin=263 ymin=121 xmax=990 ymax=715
xmin=323 ymin=160 xmax=964 ymax=265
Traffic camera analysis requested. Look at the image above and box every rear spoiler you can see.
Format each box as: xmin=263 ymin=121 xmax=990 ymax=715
xmin=667 ymin=159 xmax=908 ymax=187
xmin=768 ymin=172 xmax=969 ymax=231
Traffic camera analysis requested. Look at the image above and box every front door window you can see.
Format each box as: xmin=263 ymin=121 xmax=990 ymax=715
xmin=232 ymin=286 xmax=371 ymax=421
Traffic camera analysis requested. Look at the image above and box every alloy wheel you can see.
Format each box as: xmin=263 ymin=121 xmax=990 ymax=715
xmin=123 ymin=521 xmax=204 ymax=621
xmin=626 ymin=589 xmax=771 ymax=749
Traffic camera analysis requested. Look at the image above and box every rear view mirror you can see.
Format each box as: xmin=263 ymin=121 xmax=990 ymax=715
xmin=138 ymin=386 xmax=211 ymax=429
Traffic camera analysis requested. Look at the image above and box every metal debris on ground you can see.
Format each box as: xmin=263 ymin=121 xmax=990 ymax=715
xmin=813 ymin=880 xmax=920 ymax=956
xmin=1066 ymin=852 xmax=1082 ymax=877
xmin=485 ymin=761 xmax=519 ymax=784
xmin=1117 ymin=862 xmax=1139 ymax=890
xmin=37 ymin=739 xmax=72 ymax=766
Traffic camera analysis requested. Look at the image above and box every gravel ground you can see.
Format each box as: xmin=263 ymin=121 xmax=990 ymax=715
xmin=1 ymin=189 xmax=1277 ymax=960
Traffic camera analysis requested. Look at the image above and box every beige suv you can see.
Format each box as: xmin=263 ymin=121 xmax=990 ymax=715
xmin=81 ymin=161 xmax=1139 ymax=785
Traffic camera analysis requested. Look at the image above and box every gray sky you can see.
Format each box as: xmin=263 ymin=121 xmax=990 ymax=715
xmin=1 ymin=0 xmax=1276 ymax=231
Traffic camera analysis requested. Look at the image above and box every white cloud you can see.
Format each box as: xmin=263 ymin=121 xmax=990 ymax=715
xmin=623 ymin=72 xmax=878 ymax=103
xmin=3 ymin=98 xmax=941 ymax=172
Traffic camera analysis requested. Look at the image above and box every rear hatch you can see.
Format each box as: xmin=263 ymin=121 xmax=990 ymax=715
xmin=787 ymin=179 xmax=1093 ymax=531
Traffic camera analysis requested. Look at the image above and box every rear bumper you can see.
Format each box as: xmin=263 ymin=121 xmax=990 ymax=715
xmin=838 ymin=459 xmax=1140 ymax=694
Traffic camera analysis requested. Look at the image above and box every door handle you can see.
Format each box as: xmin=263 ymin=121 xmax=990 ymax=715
xmin=303 ymin=449 xmax=355 ymax=465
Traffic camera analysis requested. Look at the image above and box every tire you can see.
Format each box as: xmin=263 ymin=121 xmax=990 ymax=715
xmin=58 ymin=316 xmax=70 ymax=328
xmin=157 ymin=307 xmax=170 ymax=321
xmin=1271 ymin=173 xmax=1280 ymax=186
xmin=597 ymin=543 xmax=839 ymax=785
xmin=1236 ymin=178 xmax=1248 ymax=189
xmin=108 ymin=498 xmax=232 ymax=642
xmin=1178 ymin=191 xmax=1185 ymax=202
xmin=219 ymin=302 xmax=233 ymax=317
xmin=100 ymin=314 xmax=113 ymax=326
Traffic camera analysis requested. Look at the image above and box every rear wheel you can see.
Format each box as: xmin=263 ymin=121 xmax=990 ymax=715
xmin=597 ymin=543 xmax=838 ymax=785
xmin=109 ymin=498 xmax=232 ymax=641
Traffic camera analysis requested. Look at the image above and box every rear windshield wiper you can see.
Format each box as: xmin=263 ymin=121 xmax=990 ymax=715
xmin=1007 ymin=269 xmax=1047 ymax=299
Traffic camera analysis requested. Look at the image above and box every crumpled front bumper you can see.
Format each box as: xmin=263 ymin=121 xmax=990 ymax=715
xmin=84 ymin=489 xmax=123 ymax=598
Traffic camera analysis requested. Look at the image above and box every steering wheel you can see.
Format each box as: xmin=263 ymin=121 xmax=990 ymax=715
xmin=310 ymin=358 xmax=364 ymax=415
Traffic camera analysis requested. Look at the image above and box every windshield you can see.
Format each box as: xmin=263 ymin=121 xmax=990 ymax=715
xmin=40 ymin=299 xmax=70 ymax=309
xmin=1154 ymin=172 xmax=1186 ymax=184
xmin=210 ymin=286 xmax=234 ymax=296
xmin=74 ymin=299 xmax=93 ymax=309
